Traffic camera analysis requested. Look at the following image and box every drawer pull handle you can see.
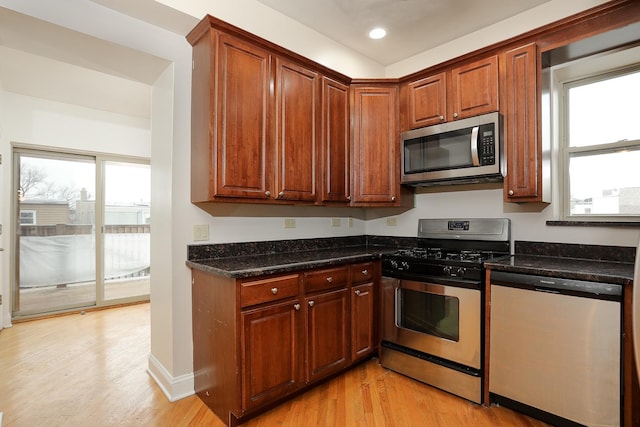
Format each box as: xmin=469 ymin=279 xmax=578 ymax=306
xmin=294 ymin=303 xmax=300 ymax=311
xmin=308 ymin=301 xmax=315 ymax=307
xmin=326 ymin=277 xmax=333 ymax=283
xmin=361 ymin=269 xmax=368 ymax=275
xmin=271 ymin=287 xmax=278 ymax=295
xmin=355 ymin=290 xmax=361 ymax=296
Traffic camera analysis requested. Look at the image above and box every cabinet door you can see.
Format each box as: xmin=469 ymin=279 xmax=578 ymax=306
xmin=275 ymin=58 xmax=321 ymax=202
xmin=306 ymin=288 xmax=350 ymax=383
xmin=351 ymin=85 xmax=399 ymax=205
xmin=503 ymin=43 xmax=540 ymax=202
xmin=451 ymin=55 xmax=499 ymax=120
xmin=351 ymin=282 xmax=375 ymax=361
xmin=214 ymin=33 xmax=273 ymax=199
xmin=321 ymin=77 xmax=350 ymax=203
xmin=407 ymin=72 xmax=447 ymax=128
xmin=241 ymin=300 xmax=303 ymax=411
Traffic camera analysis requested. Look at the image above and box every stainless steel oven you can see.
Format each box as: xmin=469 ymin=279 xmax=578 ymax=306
xmin=380 ymin=218 xmax=510 ymax=404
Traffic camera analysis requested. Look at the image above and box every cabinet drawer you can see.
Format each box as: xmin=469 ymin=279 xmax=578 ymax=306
xmin=240 ymin=274 xmax=300 ymax=307
xmin=350 ymin=262 xmax=374 ymax=284
xmin=304 ymin=267 xmax=348 ymax=292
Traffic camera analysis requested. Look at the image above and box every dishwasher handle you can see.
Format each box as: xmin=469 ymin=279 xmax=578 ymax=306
xmin=490 ymin=270 xmax=622 ymax=299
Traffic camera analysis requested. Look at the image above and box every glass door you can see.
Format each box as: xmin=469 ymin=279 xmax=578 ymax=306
xmin=102 ymin=161 xmax=150 ymax=301
xmin=14 ymin=151 xmax=96 ymax=315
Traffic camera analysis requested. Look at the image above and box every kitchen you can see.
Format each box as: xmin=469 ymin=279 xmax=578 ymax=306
xmin=0 ymin=0 xmax=639 ymax=426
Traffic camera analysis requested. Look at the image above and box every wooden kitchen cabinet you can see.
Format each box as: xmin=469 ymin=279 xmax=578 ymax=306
xmin=351 ymin=83 xmax=400 ymax=206
xmin=406 ymin=72 xmax=447 ymax=128
xmin=241 ymin=299 xmax=304 ymax=411
xmin=187 ymin=16 xmax=351 ymax=205
xmin=350 ymin=262 xmax=376 ymax=360
xmin=502 ymin=42 xmax=547 ymax=203
xmin=450 ymin=55 xmax=499 ymax=121
xmin=190 ymin=32 xmax=273 ymax=202
xmin=351 ymin=282 xmax=375 ymax=360
xmin=274 ymin=58 xmax=321 ymax=202
xmin=191 ymin=260 xmax=380 ymax=425
xmin=305 ymin=288 xmax=350 ymax=382
xmin=321 ymin=77 xmax=351 ymax=203
xmin=404 ymin=55 xmax=498 ymax=130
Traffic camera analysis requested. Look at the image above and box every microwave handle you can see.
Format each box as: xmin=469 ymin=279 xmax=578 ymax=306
xmin=470 ymin=126 xmax=480 ymax=166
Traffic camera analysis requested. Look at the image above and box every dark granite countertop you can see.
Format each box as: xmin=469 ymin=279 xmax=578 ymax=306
xmin=186 ymin=245 xmax=395 ymax=278
xmin=186 ymin=236 xmax=412 ymax=279
xmin=484 ymin=241 xmax=635 ymax=286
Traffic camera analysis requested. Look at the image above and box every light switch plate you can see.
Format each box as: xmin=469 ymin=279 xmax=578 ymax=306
xmin=284 ymin=218 xmax=296 ymax=228
xmin=386 ymin=217 xmax=398 ymax=226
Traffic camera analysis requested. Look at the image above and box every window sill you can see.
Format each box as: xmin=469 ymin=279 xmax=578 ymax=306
xmin=546 ymin=220 xmax=640 ymax=227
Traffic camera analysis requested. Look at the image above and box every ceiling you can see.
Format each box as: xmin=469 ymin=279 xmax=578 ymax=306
xmin=1 ymin=0 xmax=555 ymax=118
xmin=254 ymin=0 xmax=551 ymax=65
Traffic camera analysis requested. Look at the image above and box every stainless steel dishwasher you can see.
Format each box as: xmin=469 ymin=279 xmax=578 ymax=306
xmin=489 ymin=271 xmax=622 ymax=427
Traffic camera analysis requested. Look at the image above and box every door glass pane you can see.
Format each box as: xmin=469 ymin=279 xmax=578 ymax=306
xmin=103 ymin=161 xmax=150 ymax=301
xmin=16 ymin=154 xmax=96 ymax=315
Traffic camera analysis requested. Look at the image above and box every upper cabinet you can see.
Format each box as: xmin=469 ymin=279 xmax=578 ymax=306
xmin=403 ymin=55 xmax=499 ymax=130
xmin=351 ymin=84 xmax=401 ymax=206
xmin=187 ymin=17 xmax=351 ymax=206
xmin=501 ymin=43 xmax=546 ymax=203
xmin=321 ymin=77 xmax=351 ymax=203
xmin=274 ymin=58 xmax=321 ymax=202
xmin=190 ymin=32 xmax=273 ymax=202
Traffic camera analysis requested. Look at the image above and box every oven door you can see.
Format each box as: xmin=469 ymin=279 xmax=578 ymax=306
xmin=381 ymin=277 xmax=481 ymax=369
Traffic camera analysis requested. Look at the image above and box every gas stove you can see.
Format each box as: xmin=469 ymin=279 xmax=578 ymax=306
xmin=382 ymin=218 xmax=511 ymax=285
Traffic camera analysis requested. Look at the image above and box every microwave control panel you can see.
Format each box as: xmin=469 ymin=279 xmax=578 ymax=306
xmin=479 ymin=127 xmax=495 ymax=165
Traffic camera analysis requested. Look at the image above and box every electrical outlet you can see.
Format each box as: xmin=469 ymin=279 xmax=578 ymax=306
xmin=331 ymin=218 xmax=341 ymax=227
xmin=348 ymin=217 xmax=353 ymax=228
xmin=193 ymin=224 xmax=209 ymax=241
xmin=284 ymin=218 xmax=296 ymax=229
xmin=0 ymin=294 xmax=2 ymax=305
xmin=386 ymin=217 xmax=398 ymax=227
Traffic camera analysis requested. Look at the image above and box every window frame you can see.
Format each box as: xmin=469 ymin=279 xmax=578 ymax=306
xmin=557 ymin=58 xmax=640 ymax=222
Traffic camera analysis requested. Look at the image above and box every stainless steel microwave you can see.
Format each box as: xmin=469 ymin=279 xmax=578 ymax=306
xmin=401 ymin=111 xmax=503 ymax=186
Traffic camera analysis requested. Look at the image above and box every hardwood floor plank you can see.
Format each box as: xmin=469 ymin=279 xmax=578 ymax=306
xmin=0 ymin=303 xmax=551 ymax=427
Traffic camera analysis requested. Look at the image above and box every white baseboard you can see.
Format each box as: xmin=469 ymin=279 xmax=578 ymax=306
xmin=147 ymin=354 xmax=194 ymax=402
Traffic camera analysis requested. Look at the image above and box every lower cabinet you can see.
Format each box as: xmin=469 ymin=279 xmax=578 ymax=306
xmin=191 ymin=260 xmax=379 ymax=426
xmin=241 ymin=299 xmax=304 ymax=411
xmin=305 ymin=288 xmax=349 ymax=383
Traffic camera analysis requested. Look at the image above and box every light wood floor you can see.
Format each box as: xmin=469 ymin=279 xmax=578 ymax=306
xmin=0 ymin=303 xmax=550 ymax=427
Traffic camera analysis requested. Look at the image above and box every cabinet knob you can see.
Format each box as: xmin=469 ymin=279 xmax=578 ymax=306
xmin=271 ymin=287 xmax=278 ymax=295
xmin=308 ymin=300 xmax=315 ymax=307
xmin=453 ymin=112 xmax=459 ymax=118
xmin=391 ymin=196 xmax=396 ymax=202
xmin=508 ymin=190 xmax=514 ymax=196
xmin=355 ymin=289 xmax=361 ymax=296
xmin=326 ymin=277 xmax=333 ymax=283
xmin=265 ymin=190 xmax=271 ymax=197
xmin=278 ymin=191 xmax=284 ymax=198
xmin=294 ymin=303 xmax=301 ymax=311
xmin=361 ymin=269 xmax=368 ymax=275
xmin=347 ymin=195 xmax=351 ymax=201
xmin=439 ymin=115 xmax=444 ymax=121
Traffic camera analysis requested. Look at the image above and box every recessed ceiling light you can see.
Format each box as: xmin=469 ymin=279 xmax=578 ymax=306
xmin=368 ymin=27 xmax=386 ymax=40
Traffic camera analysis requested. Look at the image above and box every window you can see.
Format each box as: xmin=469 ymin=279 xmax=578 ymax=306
xmin=556 ymin=48 xmax=640 ymax=221
xmin=20 ymin=210 xmax=36 ymax=225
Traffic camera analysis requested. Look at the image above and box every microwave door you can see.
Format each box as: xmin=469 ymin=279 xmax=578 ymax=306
xmin=470 ymin=126 xmax=480 ymax=166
